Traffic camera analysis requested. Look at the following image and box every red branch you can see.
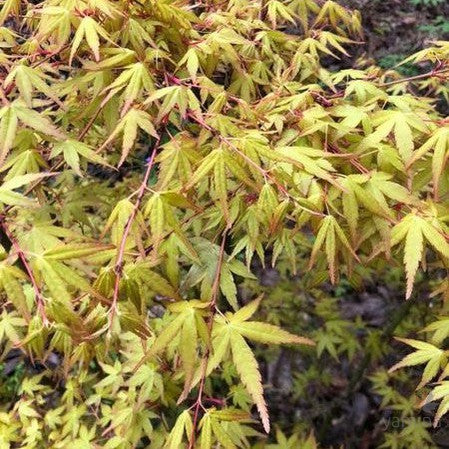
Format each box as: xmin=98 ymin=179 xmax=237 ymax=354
xmin=187 ymin=228 xmax=229 ymax=449
xmin=0 ymin=216 xmax=48 ymax=325
xmin=379 ymin=66 xmax=449 ymax=87
xmin=107 ymin=136 xmax=161 ymax=332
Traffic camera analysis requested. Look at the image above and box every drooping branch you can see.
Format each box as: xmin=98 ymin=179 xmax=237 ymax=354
xmin=324 ymin=65 xmax=449 ymax=100
xmin=379 ymin=66 xmax=449 ymax=87
xmin=107 ymin=134 xmax=162 ymax=333
xmin=187 ymin=227 xmax=229 ymax=449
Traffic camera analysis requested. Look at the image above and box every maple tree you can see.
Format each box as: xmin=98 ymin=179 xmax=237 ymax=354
xmin=1 ymin=0 xmax=449 ymax=447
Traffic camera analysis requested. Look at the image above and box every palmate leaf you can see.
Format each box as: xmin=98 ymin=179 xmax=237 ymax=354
xmin=230 ymin=331 xmax=269 ymax=432
xmin=344 ymin=80 xmax=387 ymax=104
xmin=266 ymin=0 xmax=296 ymax=28
xmin=144 ymin=192 xmax=200 ymax=262
xmin=99 ymin=108 xmax=158 ymax=167
xmin=0 ymin=173 xmax=52 ymax=206
xmin=358 ymin=110 xmax=428 ymax=162
xmin=33 ymin=258 xmax=71 ymax=304
xmin=308 ymin=215 xmax=358 ymax=284
xmin=0 ymin=105 xmax=18 ymax=165
xmin=329 ymin=104 xmax=372 ymax=140
xmin=177 ymin=47 xmax=201 ymax=80
xmin=390 ymin=338 xmax=447 ymax=389
xmin=0 ymin=310 xmax=27 ymax=345
xmin=18 ymin=223 xmax=82 ymax=255
xmin=166 ymin=410 xmax=192 ymax=449
xmin=28 ymin=241 xmax=111 ymax=306
xmin=0 ymin=102 xmax=65 ymax=164
xmin=129 ymin=263 xmax=181 ymax=300
xmin=367 ymin=171 xmax=414 ymax=205
xmin=69 ymin=16 xmax=110 ymax=64
xmin=0 ymin=264 xmax=29 ymax=321
xmin=408 ymin=126 xmax=449 ymax=199
xmin=423 ymin=318 xmax=449 ymax=346
xmin=137 ymin=300 xmax=208 ymax=399
xmin=276 ymin=145 xmax=341 ymax=188
xmin=199 ymin=413 xmax=213 ymax=449
xmin=155 ymin=134 xmax=200 ymax=190
xmin=391 ymin=213 xmax=449 ymax=299
xmin=50 ymin=139 xmax=111 ymax=176
xmin=184 ymin=149 xmax=221 ymax=190
xmin=103 ymin=198 xmax=137 ymax=248
xmin=34 ymin=5 xmax=72 ymax=46
xmin=13 ymin=103 xmax=65 ymax=138
xmin=341 ymin=176 xmax=393 ymax=222
xmin=182 ymin=239 xmax=255 ymax=309
xmin=204 ymin=298 xmax=314 ymax=432
xmin=4 ymin=64 xmax=62 ymax=107
xmin=144 ymin=85 xmax=202 ymax=121
xmin=102 ymin=62 xmax=154 ymax=114
xmin=421 ymin=382 xmax=449 ymax=426
xmin=0 ymin=149 xmax=46 ymax=180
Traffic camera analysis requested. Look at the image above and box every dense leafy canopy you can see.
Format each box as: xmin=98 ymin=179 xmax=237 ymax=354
xmin=2 ymin=0 xmax=449 ymax=447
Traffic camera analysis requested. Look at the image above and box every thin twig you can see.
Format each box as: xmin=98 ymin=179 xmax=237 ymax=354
xmin=107 ymin=135 xmax=161 ymax=333
xmin=327 ymin=142 xmax=369 ymax=174
xmin=378 ymin=67 xmax=449 ymax=87
xmin=188 ymin=228 xmax=229 ymax=449
xmin=324 ymin=66 xmax=449 ymax=101
xmin=0 ymin=216 xmax=48 ymax=325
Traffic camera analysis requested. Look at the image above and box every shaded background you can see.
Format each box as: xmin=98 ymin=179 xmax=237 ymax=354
xmin=345 ymin=0 xmax=449 ymax=68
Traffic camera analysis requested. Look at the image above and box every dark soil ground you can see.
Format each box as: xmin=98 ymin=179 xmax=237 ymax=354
xmin=344 ymin=0 xmax=449 ymax=66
